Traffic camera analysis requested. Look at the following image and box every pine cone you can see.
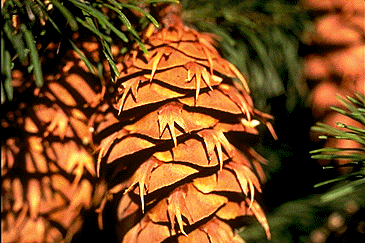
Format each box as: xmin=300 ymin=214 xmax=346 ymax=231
xmin=96 ymin=4 xmax=273 ymax=242
xmin=1 ymin=42 xmax=106 ymax=243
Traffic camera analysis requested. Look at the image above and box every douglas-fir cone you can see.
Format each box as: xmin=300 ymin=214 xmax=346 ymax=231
xmin=1 ymin=42 xmax=106 ymax=243
xmin=2 ymin=3 xmax=276 ymax=243
xmin=95 ymin=4 xmax=274 ymax=242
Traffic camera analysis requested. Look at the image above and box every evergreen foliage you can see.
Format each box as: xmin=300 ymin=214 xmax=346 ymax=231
xmin=240 ymin=93 xmax=365 ymax=242
xmin=1 ymin=0 xmax=178 ymax=103
xmin=311 ymin=93 xmax=365 ymax=186
xmin=181 ymin=0 xmax=312 ymax=112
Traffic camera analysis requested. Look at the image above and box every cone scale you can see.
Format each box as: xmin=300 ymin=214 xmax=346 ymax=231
xmin=1 ymin=43 xmax=105 ymax=243
xmin=96 ymin=4 xmax=273 ymax=242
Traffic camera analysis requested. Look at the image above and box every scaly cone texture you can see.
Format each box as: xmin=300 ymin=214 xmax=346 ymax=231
xmin=96 ymin=4 xmax=274 ymax=243
xmin=301 ymin=0 xmax=364 ymax=173
xmin=1 ymin=41 xmax=106 ymax=243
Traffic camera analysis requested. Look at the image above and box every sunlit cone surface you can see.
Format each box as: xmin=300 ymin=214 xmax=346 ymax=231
xmin=96 ymin=4 xmax=274 ymax=242
xmin=1 ymin=44 xmax=106 ymax=243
